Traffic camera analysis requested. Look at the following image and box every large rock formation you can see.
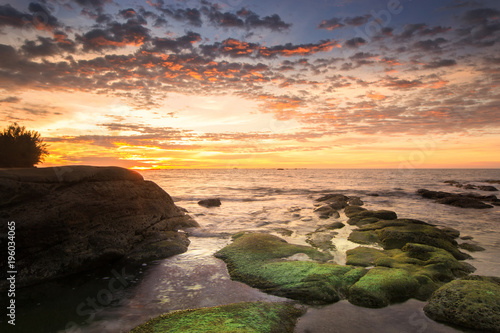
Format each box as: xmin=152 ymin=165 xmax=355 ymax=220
xmin=0 ymin=166 xmax=198 ymax=288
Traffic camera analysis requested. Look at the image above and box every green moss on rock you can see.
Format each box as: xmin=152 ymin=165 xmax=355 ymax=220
xmin=346 ymin=243 xmax=476 ymax=305
xmin=214 ymin=233 xmax=366 ymax=304
xmin=128 ymin=302 xmax=304 ymax=333
xmin=424 ymin=277 xmax=500 ymax=332
xmin=347 ymin=219 xmax=470 ymax=260
xmin=348 ymin=267 xmax=420 ymax=308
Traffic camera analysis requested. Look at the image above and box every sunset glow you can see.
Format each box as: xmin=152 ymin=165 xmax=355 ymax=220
xmin=1 ymin=0 xmax=499 ymax=169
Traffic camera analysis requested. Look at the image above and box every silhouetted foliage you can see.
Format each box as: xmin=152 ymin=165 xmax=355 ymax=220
xmin=0 ymin=123 xmax=49 ymax=167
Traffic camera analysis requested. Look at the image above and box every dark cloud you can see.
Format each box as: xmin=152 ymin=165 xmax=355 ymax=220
xmin=420 ymin=26 xmax=452 ymax=36
xmin=462 ymin=8 xmax=500 ymax=24
xmin=0 ymin=96 xmax=20 ymax=103
xmin=118 ymin=8 xmax=138 ymax=19
xmin=344 ymin=37 xmax=367 ymax=48
xmin=344 ymin=15 xmax=372 ymax=26
xmin=398 ymin=23 xmax=427 ymax=39
xmin=413 ymin=38 xmax=448 ymax=52
xmin=0 ymin=4 xmax=32 ymax=29
xmin=149 ymin=32 xmax=202 ymax=53
xmin=317 ymin=17 xmax=344 ymax=30
xmin=77 ymin=20 xmax=150 ymax=51
xmin=382 ymin=76 xmax=425 ymax=89
xmin=0 ymin=2 xmax=61 ymax=32
xmin=423 ymin=59 xmax=457 ymax=69
xmin=72 ymin=0 xmax=111 ymax=10
xmin=21 ymin=37 xmax=59 ymax=57
xmin=237 ymin=9 xmax=291 ymax=31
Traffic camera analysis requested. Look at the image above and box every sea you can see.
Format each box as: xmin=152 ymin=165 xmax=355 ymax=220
xmin=6 ymin=169 xmax=500 ymax=333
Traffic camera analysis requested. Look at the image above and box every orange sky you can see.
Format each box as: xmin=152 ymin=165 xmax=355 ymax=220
xmin=1 ymin=0 xmax=499 ymax=169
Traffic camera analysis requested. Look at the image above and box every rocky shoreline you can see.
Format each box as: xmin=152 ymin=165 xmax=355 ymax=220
xmin=1 ymin=168 xmax=498 ymax=332
xmin=132 ymin=191 xmax=499 ymax=332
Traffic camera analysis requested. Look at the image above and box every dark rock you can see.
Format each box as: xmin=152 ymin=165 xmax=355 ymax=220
xmin=306 ymin=231 xmax=337 ymax=251
xmin=424 ymin=276 xmax=500 ymax=333
xmin=344 ymin=205 xmax=367 ymax=217
xmin=313 ymin=205 xmax=340 ymax=219
xmin=436 ymin=196 xmax=493 ymax=209
xmin=367 ymin=193 xmax=379 ymax=196
xmin=319 ymin=222 xmax=345 ymax=230
xmin=458 ymin=242 xmax=486 ymax=252
xmin=478 ymin=185 xmax=498 ymax=191
xmin=439 ymin=227 xmax=460 ymax=239
xmin=0 ymin=166 xmax=198 ymax=289
xmin=348 ymin=197 xmax=364 ymax=206
xmin=315 ymin=194 xmax=349 ymax=210
xmin=461 ymin=236 xmax=473 ymax=240
xmin=417 ymin=189 xmax=494 ymax=209
xmin=198 ymin=198 xmax=222 ymax=207
xmin=463 ymin=184 xmax=476 ymax=190
xmin=444 ymin=180 xmax=459 ymax=185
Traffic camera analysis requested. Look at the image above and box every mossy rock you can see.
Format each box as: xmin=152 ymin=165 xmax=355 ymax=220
xmin=346 ymin=210 xmax=397 ymax=226
xmin=128 ymin=301 xmax=304 ymax=333
xmin=348 ymin=219 xmax=470 ymax=260
xmin=215 ymin=233 xmax=366 ymax=304
xmin=458 ymin=242 xmax=485 ymax=252
xmin=348 ymin=267 xmax=420 ymax=308
xmin=424 ymin=277 xmax=500 ymax=332
xmin=346 ymin=243 xmax=476 ymax=303
xmin=344 ymin=205 xmax=367 ymax=217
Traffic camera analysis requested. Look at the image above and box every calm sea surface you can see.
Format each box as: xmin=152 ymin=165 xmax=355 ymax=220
xmin=7 ymin=169 xmax=500 ymax=333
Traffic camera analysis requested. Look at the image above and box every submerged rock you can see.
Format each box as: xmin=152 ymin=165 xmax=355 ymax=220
xmin=0 ymin=166 xmax=198 ymax=288
xmin=215 ymin=233 xmax=366 ymax=304
xmin=424 ymin=276 xmax=500 ymax=333
xmin=458 ymin=242 xmax=486 ymax=252
xmin=313 ymin=205 xmax=340 ymax=219
xmin=346 ymin=209 xmax=397 ymax=227
xmin=198 ymin=198 xmax=222 ymax=207
xmin=129 ymin=301 xmax=305 ymax=333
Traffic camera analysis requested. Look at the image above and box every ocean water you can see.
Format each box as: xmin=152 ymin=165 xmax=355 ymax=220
xmin=7 ymin=169 xmax=500 ymax=333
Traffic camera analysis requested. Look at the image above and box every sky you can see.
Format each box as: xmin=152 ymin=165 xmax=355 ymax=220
xmin=0 ymin=0 xmax=499 ymax=169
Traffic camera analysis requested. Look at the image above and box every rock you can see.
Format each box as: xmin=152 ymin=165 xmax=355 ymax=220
xmin=478 ymin=185 xmax=498 ymax=191
xmin=417 ymin=189 xmax=494 ymax=209
xmin=306 ymin=231 xmax=338 ymax=251
xmin=444 ymin=180 xmax=459 ymax=185
xmin=348 ymin=267 xmax=420 ymax=308
xmin=461 ymin=236 xmax=473 ymax=240
xmin=439 ymin=227 xmax=460 ymax=239
xmin=463 ymin=184 xmax=476 ymax=190
xmin=347 ymin=219 xmax=470 ymax=260
xmin=424 ymin=276 xmax=500 ymax=333
xmin=198 ymin=198 xmax=222 ymax=207
xmin=129 ymin=302 xmax=305 ymax=333
xmin=346 ymin=209 xmax=397 ymax=226
xmin=346 ymin=243 xmax=475 ymax=304
xmin=344 ymin=205 xmax=367 ymax=217
xmin=319 ymin=222 xmax=345 ymax=230
xmin=313 ymin=205 xmax=340 ymax=219
xmin=273 ymin=228 xmax=294 ymax=237
xmin=315 ymin=194 xmax=349 ymax=210
xmin=458 ymin=242 xmax=486 ymax=252
xmin=0 ymin=166 xmax=198 ymax=288
xmin=348 ymin=197 xmax=364 ymax=206
xmin=215 ymin=233 xmax=367 ymax=305
xmin=436 ymin=196 xmax=493 ymax=209
xmin=367 ymin=193 xmax=379 ymax=196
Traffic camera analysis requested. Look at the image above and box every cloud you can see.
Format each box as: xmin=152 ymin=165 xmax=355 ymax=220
xmin=258 ymin=40 xmax=340 ymax=57
xmin=0 ymin=96 xmax=20 ymax=103
xmin=0 ymin=2 xmax=62 ymax=32
xmin=462 ymin=8 xmax=500 ymax=24
xmin=423 ymin=59 xmax=457 ymax=69
xmin=149 ymin=32 xmax=202 ymax=53
xmin=344 ymin=37 xmax=367 ymax=48
xmin=237 ymin=8 xmax=291 ymax=31
xmin=413 ymin=38 xmax=448 ymax=52
xmin=317 ymin=17 xmax=344 ymax=31
xmin=318 ymin=14 xmax=372 ymax=30
xmin=77 ymin=20 xmax=151 ymax=51
xmin=152 ymin=2 xmax=203 ymax=27
xmin=381 ymin=76 xmax=425 ymax=89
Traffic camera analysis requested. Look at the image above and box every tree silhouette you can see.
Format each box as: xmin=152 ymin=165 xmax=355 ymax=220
xmin=0 ymin=123 xmax=49 ymax=167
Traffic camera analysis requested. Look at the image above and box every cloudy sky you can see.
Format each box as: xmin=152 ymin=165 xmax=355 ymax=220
xmin=0 ymin=0 xmax=499 ymax=169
